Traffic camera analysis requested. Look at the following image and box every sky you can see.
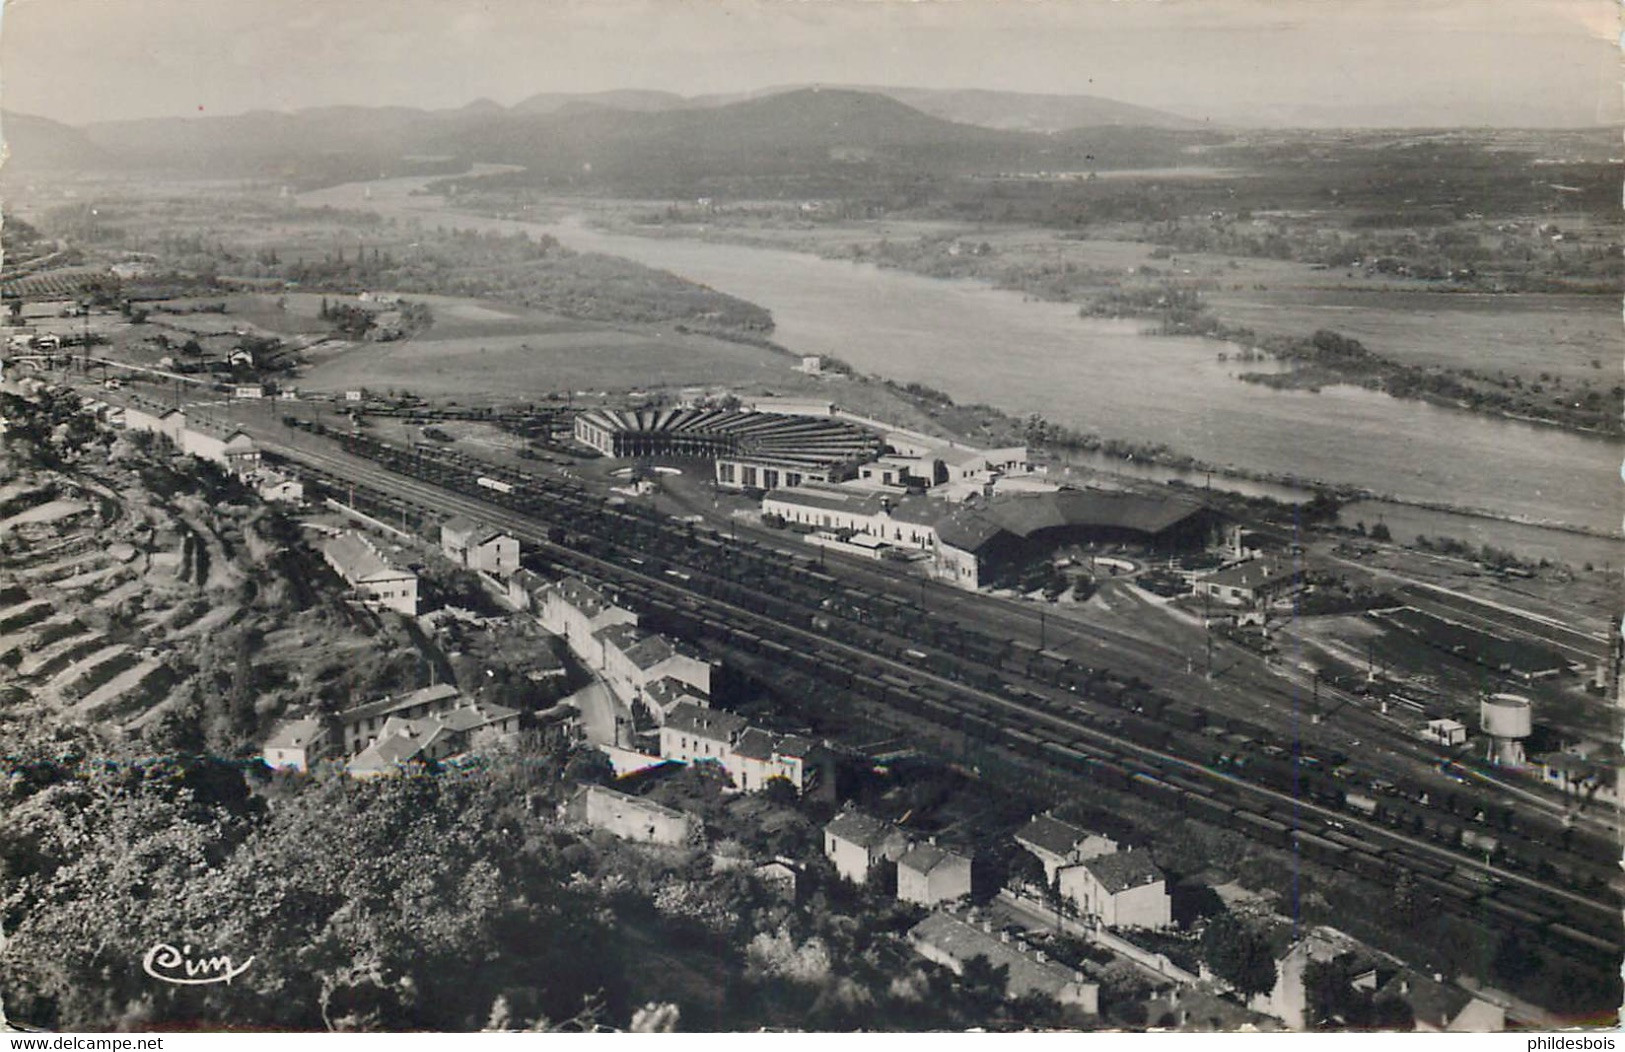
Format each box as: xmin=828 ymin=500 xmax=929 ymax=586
xmin=0 ymin=0 xmax=1618 ymax=128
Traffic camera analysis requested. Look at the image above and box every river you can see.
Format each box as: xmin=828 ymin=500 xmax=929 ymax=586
xmin=303 ymin=175 xmax=1623 ymax=562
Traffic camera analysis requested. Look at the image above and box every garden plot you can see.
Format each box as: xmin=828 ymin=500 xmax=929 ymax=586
xmin=18 ymin=631 xmax=106 ymax=679
xmin=0 ymin=499 xmax=91 ymax=536
xmin=46 ymin=644 xmax=134 ymax=701
xmin=52 ymin=564 xmax=128 ymax=594
xmin=74 ymin=658 xmax=176 ymax=722
xmin=12 ymin=548 xmax=108 ymax=584
xmin=0 ymin=597 xmax=54 ymax=633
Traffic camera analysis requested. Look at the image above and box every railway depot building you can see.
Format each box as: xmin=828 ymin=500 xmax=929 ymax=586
xmin=573 ymin=407 xmax=880 ymax=491
xmin=1194 ymin=557 xmax=1303 ymax=608
xmin=763 ymin=485 xmax=1217 ymax=590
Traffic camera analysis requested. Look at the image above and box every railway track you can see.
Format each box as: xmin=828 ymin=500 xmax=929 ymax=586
xmin=267 ymin=431 xmax=1622 ymax=955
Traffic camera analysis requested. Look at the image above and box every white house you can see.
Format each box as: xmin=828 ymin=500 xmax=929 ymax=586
xmin=440 ymin=516 xmax=520 ymax=577
xmin=823 ymin=809 xmax=909 ymax=885
xmin=1014 ymin=813 xmax=1119 ymax=884
xmin=537 ymin=577 xmax=637 ymax=669
xmin=320 ymin=531 xmax=418 ymax=615
xmin=261 ymin=716 xmax=332 ymax=772
xmin=897 ymin=842 xmax=973 ymax=906
xmin=1058 ymin=848 xmax=1171 ymax=930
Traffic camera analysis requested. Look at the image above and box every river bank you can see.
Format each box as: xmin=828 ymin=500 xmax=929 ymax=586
xmin=298 ymin=175 xmax=1622 ymax=565
xmin=567 ymin=204 xmax=1621 ymax=437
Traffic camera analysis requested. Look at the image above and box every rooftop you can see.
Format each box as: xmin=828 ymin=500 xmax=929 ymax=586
xmin=1078 ymin=848 xmax=1165 ymax=894
xmin=1198 ymin=558 xmax=1300 ymax=591
xmin=665 ymin=700 xmax=748 ymax=741
xmin=338 ymin=682 xmax=463 ymax=726
xmin=433 ymin=699 xmax=520 ymax=734
xmin=322 ymin=531 xmax=412 ymax=583
xmin=909 ymin=912 xmax=1090 ymax=1002
xmin=264 ymin=715 xmax=327 ymax=752
xmin=899 ymin=841 xmax=969 ymax=877
xmin=825 ymin=809 xmax=900 ymax=850
xmin=547 ymin=576 xmax=627 ymax=622
xmin=646 ymin=675 xmax=708 ymax=709
xmin=622 ymin=633 xmax=678 ymax=671
xmin=1014 ymin=813 xmax=1094 ymax=858
xmin=1379 ymin=970 xmax=1477 ymax=1029
xmin=732 ymin=726 xmax=778 ymax=762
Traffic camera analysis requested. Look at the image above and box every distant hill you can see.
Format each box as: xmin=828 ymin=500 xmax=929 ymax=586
xmin=1 ymin=111 xmax=111 ymax=173
xmin=512 ymin=89 xmax=689 ymax=115
xmin=23 ymin=87 xmax=1225 ymax=188
xmin=861 ymin=86 xmax=1206 ymax=132
xmin=421 ymin=87 xmax=1063 ymax=188
xmin=510 ymin=84 xmax=1202 ymax=132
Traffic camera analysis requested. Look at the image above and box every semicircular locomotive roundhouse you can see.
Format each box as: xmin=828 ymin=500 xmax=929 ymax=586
xmin=574 ymin=407 xmax=883 ymax=491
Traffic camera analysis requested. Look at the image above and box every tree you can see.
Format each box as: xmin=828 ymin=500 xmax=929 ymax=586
xmin=760 ymin=776 xmax=799 ymax=806
xmin=1200 ymin=912 xmax=1277 ymax=999
xmin=1369 ymin=522 xmax=1392 ymax=542
xmin=958 ymin=954 xmax=1009 ymax=1017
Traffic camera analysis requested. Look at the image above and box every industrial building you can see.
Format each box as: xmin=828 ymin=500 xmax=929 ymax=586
xmin=1194 ymin=557 xmax=1303 ymax=608
xmin=764 ymin=484 xmax=1217 ymax=590
xmin=572 ymin=406 xmax=881 ymax=491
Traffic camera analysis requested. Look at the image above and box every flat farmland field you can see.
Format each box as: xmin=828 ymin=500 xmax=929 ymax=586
xmin=295 ymin=295 xmax=798 ymax=397
xmin=1206 ymin=287 xmax=1616 ymax=382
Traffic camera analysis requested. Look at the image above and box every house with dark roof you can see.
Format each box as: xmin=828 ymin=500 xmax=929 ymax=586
xmin=596 ymin=624 xmax=712 ymax=716
xmin=728 ymin=727 xmax=817 ymax=793
xmin=897 ymin=841 xmax=973 ymax=906
xmin=1252 ymin=926 xmax=1504 ymax=1032
xmin=908 ymin=912 xmax=1098 ymax=1013
xmin=1382 ymin=970 xmax=1505 ymax=1032
xmin=658 ymin=701 xmax=819 ymax=794
xmin=440 ymin=515 xmax=519 ymax=577
xmin=644 ymin=675 xmax=709 ymax=723
xmin=1014 ymin=813 xmax=1119 ymax=883
xmin=823 ymin=809 xmax=909 ymax=884
xmin=661 ymin=700 xmax=747 ymax=765
xmin=345 ymin=699 xmax=521 ymax=779
xmin=336 ymin=682 xmax=464 ymax=755
xmin=1060 ymin=848 xmax=1171 ymax=929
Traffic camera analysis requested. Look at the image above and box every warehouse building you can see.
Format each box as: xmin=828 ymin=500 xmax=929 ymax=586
xmin=573 ymin=406 xmax=881 ymax=491
xmin=763 ymin=485 xmax=1216 ymax=591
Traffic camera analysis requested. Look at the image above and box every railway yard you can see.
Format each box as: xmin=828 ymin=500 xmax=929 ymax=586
xmin=10 ymin=360 xmax=1623 ymax=1024
xmin=209 ymin=396 xmax=1625 ymax=1002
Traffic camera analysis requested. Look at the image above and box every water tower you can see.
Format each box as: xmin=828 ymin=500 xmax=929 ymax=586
xmin=1479 ymin=693 xmax=1532 ymax=767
